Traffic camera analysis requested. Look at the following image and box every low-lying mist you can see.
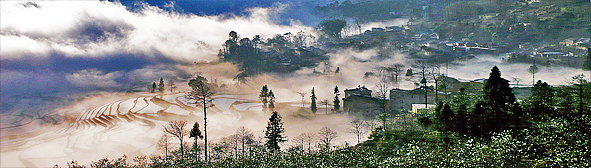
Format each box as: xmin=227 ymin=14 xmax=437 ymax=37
xmin=2 ymin=1 xmax=590 ymax=167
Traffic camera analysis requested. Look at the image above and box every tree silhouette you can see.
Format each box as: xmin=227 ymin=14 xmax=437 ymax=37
xmin=187 ymin=76 xmax=215 ymax=161
xmin=333 ymin=86 xmax=341 ymax=112
xmin=474 ymin=66 xmax=519 ymax=137
xmin=265 ymin=111 xmax=286 ymax=151
xmin=436 ymin=103 xmax=455 ymax=141
xmin=151 ymin=82 xmax=157 ymax=93
xmin=260 ymin=85 xmax=269 ymax=111
xmin=189 ymin=122 xmax=203 ymax=151
xmin=268 ymin=90 xmax=276 ymax=111
xmin=311 ymin=88 xmax=317 ymax=114
xmin=528 ymin=65 xmax=539 ymax=86
xmin=527 ymin=80 xmax=554 ymax=119
xmin=158 ymin=77 xmax=165 ymax=93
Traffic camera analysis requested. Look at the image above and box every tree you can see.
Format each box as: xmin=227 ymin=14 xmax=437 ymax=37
xmin=348 ymin=119 xmax=366 ymax=144
xmin=318 ymin=126 xmax=338 ymax=150
xmin=157 ymin=134 xmax=172 ymax=159
xmin=151 ymin=82 xmax=157 ymax=93
xmin=391 ymin=64 xmax=405 ymax=87
xmin=163 ymin=120 xmax=188 ymax=157
xmin=229 ymin=31 xmax=238 ymax=42
xmin=297 ymin=92 xmax=306 ymax=108
xmin=252 ymin=35 xmax=261 ymax=53
xmin=436 ymin=103 xmax=455 ymax=141
xmin=406 ymin=69 xmax=413 ymax=76
xmin=187 ymin=76 xmax=215 ymax=161
xmin=333 ymin=86 xmax=341 ymax=112
xmin=311 ymin=88 xmax=317 ymax=113
xmin=235 ymin=126 xmax=255 ymax=158
xmin=168 ymin=79 xmax=176 ymax=93
xmin=477 ymin=66 xmax=518 ymax=137
xmin=260 ymin=85 xmax=269 ymax=111
xmin=528 ymin=65 xmax=539 ymax=85
xmin=268 ymin=90 xmax=276 ymax=111
xmin=528 ymin=80 xmax=554 ymax=119
xmin=375 ymin=68 xmax=390 ymax=114
xmin=511 ymin=77 xmax=522 ymax=86
xmin=189 ymin=122 xmax=203 ymax=149
xmin=158 ymin=77 xmax=165 ymax=93
xmin=265 ymin=111 xmax=286 ymax=151
xmin=566 ymin=74 xmax=590 ymax=135
xmin=454 ymin=104 xmax=469 ymax=136
xmin=294 ymin=133 xmax=316 ymax=153
xmin=319 ymin=19 xmax=347 ymax=39
xmin=583 ymin=48 xmax=591 ymax=70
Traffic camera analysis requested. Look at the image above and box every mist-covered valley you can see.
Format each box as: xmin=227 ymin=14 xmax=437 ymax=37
xmin=1 ymin=0 xmax=590 ymax=167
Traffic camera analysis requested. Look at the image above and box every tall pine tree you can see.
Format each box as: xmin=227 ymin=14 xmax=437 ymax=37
xmin=260 ymin=85 xmax=269 ymax=110
xmin=311 ymin=88 xmax=317 ymax=114
xmin=265 ymin=111 xmax=286 ymax=151
xmin=473 ymin=66 xmax=519 ymax=137
xmin=158 ymin=77 xmax=165 ymax=92
xmin=333 ymin=86 xmax=341 ymax=112
xmin=268 ymin=90 xmax=276 ymax=111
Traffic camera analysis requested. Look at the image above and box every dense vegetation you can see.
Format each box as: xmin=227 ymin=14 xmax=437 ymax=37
xmin=219 ymin=31 xmax=328 ymax=77
xmin=63 ymin=66 xmax=590 ymax=168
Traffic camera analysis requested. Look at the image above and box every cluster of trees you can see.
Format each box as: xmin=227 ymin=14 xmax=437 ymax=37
xmin=259 ymin=85 xmax=276 ymax=112
xmin=420 ymin=66 xmax=522 ymax=138
xmin=220 ymin=31 xmax=324 ymax=76
xmin=147 ymin=78 xmax=176 ymax=93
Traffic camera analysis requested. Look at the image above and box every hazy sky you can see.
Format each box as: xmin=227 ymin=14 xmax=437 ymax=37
xmin=1 ymin=0 xmax=329 ymax=102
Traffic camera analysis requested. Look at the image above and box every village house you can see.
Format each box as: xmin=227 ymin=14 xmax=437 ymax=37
xmin=342 ymin=86 xmax=383 ymax=118
xmin=389 ymin=88 xmax=436 ymax=112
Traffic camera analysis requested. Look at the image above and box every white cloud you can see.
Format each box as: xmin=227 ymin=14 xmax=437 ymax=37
xmin=66 ymin=69 xmax=121 ymax=88
xmin=1 ymin=1 xmax=312 ymax=62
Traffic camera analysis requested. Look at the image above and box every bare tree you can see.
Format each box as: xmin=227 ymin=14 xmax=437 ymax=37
xmin=294 ymin=132 xmax=317 ymax=153
xmin=297 ymin=92 xmax=306 ymax=108
xmin=354 ymin=18 xmax=364 ymax=34
xmin=157 ymin=134 xmax=172 ymax=159
xmin=348 ymin=119 xmax=366 ymax=144
xmin=168 ymin=79 xmax=176 ymax=93
xmin=413 ymin=60 xmax=430 ymax=108
xmin=430 ymin=65 xmax=441 ymax=103
xmin=318 ymin=126 xmax=338 ymax=150
xmin=163 ymin=120 xmax=188 ymax=157
xmin=511 ymin=77 xmax=522 ymax=86
xmin=375 ymin=68 xmax=390 ymax=114
xmin=187 ymin=76 xmax=216 ymax=161
xmin=221 ymin=134 xmax=240 ymax=159
xmin=235 ymin=126 xmax=255 ymax=158
xmin=319 ymin=100 xmax=329 ymax=114
xmin=384 ymin=64 xmax=405 ymax=86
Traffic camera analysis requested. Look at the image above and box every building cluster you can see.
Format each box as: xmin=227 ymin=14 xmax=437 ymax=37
xmin=342 ymin=85 xmax=439 ymax=116
xmin=340 ymin=76 xmax=509 ymax=116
